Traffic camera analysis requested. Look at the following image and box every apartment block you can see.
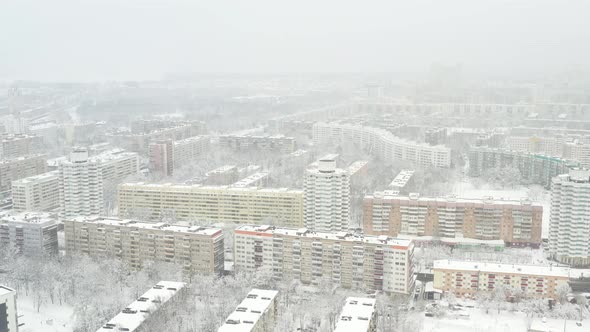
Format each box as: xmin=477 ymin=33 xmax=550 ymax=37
xmin=313 ymin=122 xmax=451 ymax=168
xmin=59 ymin=149 xmax=104 ymax=219
xmin=363 ymin=192 xmax=543 ymax=247
xmin=149 ymin=140 xmax=174 ymax=176
xmin=468 ymin=147 xmax=577 ymax=188
xmin=172 ymin=135 xmax=210 ymax=168
xmin=0 ymin=286 xmax=18 ymax=332
xmin=334 ymin=297 xmax=377 ymax=332
xmin=218 ymin=289 xmax=278 ymax=332
xmin=97 ymin=281 xmax=186 ymax=332
xmin=95 ymin=148 xmax=140 ymax=183
xmin=304 ymin=159 xmax=350 ymax=232
xmin=549 ymin=170 xmax=590 ymax=266
xmin=0 ymin=154 xmax=47 ymax=193
xmin=11 ymin=171 xmax=60 ymax=212
xmin=234 ymin=225 xmax=414 ymax=294
xmin=505 ymin=136 xmax=566 ymax=157
xmin=65 ymin=216 xmax=224 ymax=274
xmin=0 ymin=212 xmax=58 ymax=256
xmin=0 ymin=133 xmax=42 ymax=158
xmin=205 ymin=165 xmax=239 ymax=185
xmin=433 ymin=260 xmax=569 ymax=298
xmin=388 ymin=169 xmax=415 ymax=193
xmin=118 ymin=183 xmax=304 ymax=227
xmin=563 ymin=141 xmax=590 ymax=168
xmin=219 ymin=134 xmax=296 ymax=154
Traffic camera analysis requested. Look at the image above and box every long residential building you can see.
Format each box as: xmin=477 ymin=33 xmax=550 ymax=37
xmin=468 ymin=147 xmax=577 ymax=188
xmin=433 ymin=260 xmax=569 ymax=298
xmin=118 ymin=183 xmax=304 ymax=227
xmin=218 ymin=289 xmax=279 ymax=332
xmin=11 ymin=171 xmax=60 ymax=212
xmin=0 ymin=286 xmax=18 ymax=332
xmin=0 ymin=154 xmax=47 ymax=193
xmin=219 ymin=134 xmax=296 ymax=153
xmin=334 ymin=297 xmax=377 ymax=332
xmin=65 ymin=216 xmax=224 ymax=274
xmin=234 ymin=225 xmax=414 ymax=294
xmin=0 ymin=133 xmax=43 ymax=158
xmin=548 ymin=170 xmax=590 ymax=266
xmin=97 ymin=281 xmax=186 ymax=332
xmin=0 ymin=212 xmax=58 ymax=256
xmin=312 ymin=122 xmax=451 ymax=168
xmin=363 ymin=192 xmax=543 ymax=247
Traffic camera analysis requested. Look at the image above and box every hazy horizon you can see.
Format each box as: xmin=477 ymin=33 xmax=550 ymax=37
xmin=2 ymin=0 xmax=590 ymax=82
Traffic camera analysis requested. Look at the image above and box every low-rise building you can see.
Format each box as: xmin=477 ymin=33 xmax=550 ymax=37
xmin=234 ymin=225 xmax=414 ymax=294
xmin=96 ymin=281 xmax=186 ymax=332
xmin=363 ymin=193 xmax=543 ymax=247
xmin=0 ymin=285 xmax=18 ymax=332
xmin=0 ymin=212 xmax=58 ymax=256
xmin=11 ymin=171 xmax=60 ymax=212
xmin=334 ymin=297 xmax=377 ymax=332
xmin=218 ymin=289 xmax=278 ymax=332
xmin=433 ymin=260 xmax=569 ymax=298
xmin=388 ymin=170 xmax=415 ymax=192
xmin=64 ymin=216 xmax=224 ymax=275
xmin=118 ymin=183 xmax=304 ymax=228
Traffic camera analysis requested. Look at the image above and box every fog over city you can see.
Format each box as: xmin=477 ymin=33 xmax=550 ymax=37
xmin=1 ymin=1 xmax=590 ymax=332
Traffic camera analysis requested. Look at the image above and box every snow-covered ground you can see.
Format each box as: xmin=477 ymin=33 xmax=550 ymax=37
xmin=422 ymin=307 xmax=527 ymax=332
xmin=452 ymin=180 xmax=551 ymax=239
xmin=17 ymin=294 xmax=74 ymax=332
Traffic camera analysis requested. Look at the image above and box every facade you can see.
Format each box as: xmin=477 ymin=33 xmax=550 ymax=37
xmin=0 ymin=154 xmax=47 ymax=193
xmin=0 ymin=212 xmax=58 ymax=256
xmin=97 ymin=281 xmax=186 ymax=332
xmin=59 ymin=149 xmax=103 ymax=219
xmin=107 ymin=121 xmax=206 ymax=153
xmin=0 ymin=286 xmax=18 ymax=332
xmin=433 ymin=260 xmax=569 ymax=298
xmin=312 ymin=122 xmax=451 ymax=168
xmin=234 ymin=225 xmax=414 ymax=294
xmin=0 ymin=134 xmax=42 ymax=158
xmin=334 ymin=297 xmax=377 ymax=332
xmin=304 ymin=159 xmax=350 ymax=232
xmin=59 ymin=148 xmax=139 ymax=219
xmin=118 ymin=183 xmax=304 ymax=227
xmin=172 ymin=135 xmax=210 ymax=168
xmin=218 ymin=289 xmax=278 ymax=332
xmin=65 ymin=216 xmax=224 ymax=274
xmin=11 ymin=171 xmax=60 ymax=212
xmin=219 ymin=134 xmax=296 ymax=154
xmin=149 ymin=140 xmax=174 ymax=176
xmin=149 ymin=136 xmax=210 ymax=177
xmin=468 ymin=147 xmax=577 ymax=188
xmin=563 ymin=141 xmax=590 ymax=168
xmin=548 ymin=170 xmax=590 ymax=266
xmin=363 ymin=192 xmax=543 ymax=247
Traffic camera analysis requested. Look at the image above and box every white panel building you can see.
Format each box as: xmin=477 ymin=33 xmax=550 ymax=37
xmin=304 ymin=158 xmax=350 ymax=232
xmin=549 ymin=170 xmax=590 ymax=266
xmin=11 ymin=171 xmax=60 ymax=212
xmin=0 ymin=212 xmax=58 ymax=256
xmin=59 ymin=148 xmax=104 ymax=219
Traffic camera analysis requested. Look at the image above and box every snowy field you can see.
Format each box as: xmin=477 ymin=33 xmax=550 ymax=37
xmin=17 ymin=294 xmax=74 ymax=332
xmin=422 ymin=308 xmax=529 ymax=332
xmin=452 ymin=180 xmax=551 ymax=239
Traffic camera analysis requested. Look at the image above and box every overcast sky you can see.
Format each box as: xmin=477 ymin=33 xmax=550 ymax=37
xmin=1 ymin=0 xmax=589 ymax=81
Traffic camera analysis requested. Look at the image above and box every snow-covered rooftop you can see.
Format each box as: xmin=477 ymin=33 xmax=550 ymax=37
xmin=96 ymin=281 xmax=185 ymax=332
xmin=0 ymin=285 xmax=15 ymax=297
xmin=12 ymin=170 xmax=59 ymax=184
xmin=389 ymin=169 xmax=415 ymax=188
xmin=366 ymin=192 xmax=542 ymax=208
xmin=235 ymin=225 xmax=412 ymax=249
xmin=333 ymin=297 xmax=376 ymax=332
xmin=69 ymin=216 xmax=222 ymax=237
xmin=433 ymin=260 xmax=570 ymax=278
xmin=218 ymin=289 xmax=278 ymax=332
xmin=232 ymin=172 xmax=269 ymax=188
xmin=1 ymin=211 xmax=56 ymax=226
xmin=120 ymin=182 xmax=302 ymax=194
